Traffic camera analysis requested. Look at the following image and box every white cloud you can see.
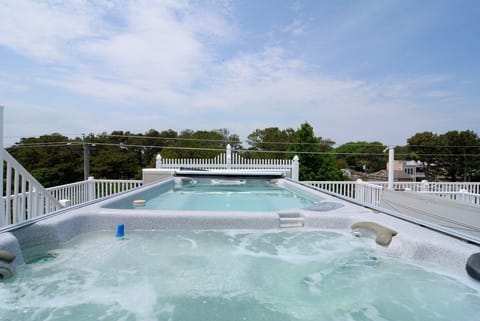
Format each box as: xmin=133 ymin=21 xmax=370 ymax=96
xmin=80 ymin=2 xmax=206 ymax=86
xmin=0 ymin=1 xmax=472 ymax=147
xmin=0 ymin=1 xmax=97 ymax=62
xmin=284 ymin=19 xmax=306 ymax=36
xmin=0 ymin=76 xmax=27 ymax=93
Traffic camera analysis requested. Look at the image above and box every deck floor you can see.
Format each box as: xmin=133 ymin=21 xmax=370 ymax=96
xmin=379 ymin=190 xmax=480 ymax=240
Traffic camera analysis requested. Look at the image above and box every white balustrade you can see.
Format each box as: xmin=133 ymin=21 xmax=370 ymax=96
xmin=155 ymin=144 xmax=299 ymax=179
xmin=1 ymin=158 xmax=143 ymax=228
xmin=418 ymin=190 xmax=480 ymax=206
xmin=302 ymin=180 xmax=383 ymax=206
xmin=47 ymin=177 xmax=143 ymax=207
xmin=302 ymin=180 xmax=480 ymax=208
xmin=371 ymin=181 xmax=480 ymax=194
xmin=2 ymin=149 xmax=64 ymax=227
xmin=302 ymin=181 xmax=358 ymax=199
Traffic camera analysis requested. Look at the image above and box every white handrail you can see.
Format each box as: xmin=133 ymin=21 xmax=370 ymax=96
xmin=418 ymin=190 xmax=480 ymax=206
xmin=355 ymin=180 xmax=384 ymax=206
xmin=372 ymin=181 xmax=480 ymax=194
xmin=155 ymin=145 xmax=299 ymax=180
xmin=302 ymin=180 xmax=480 ymax=208
xmin=1 ymin=156 xmax=143 ymax=228
xmin=47 ymin=177 xmax=143 ymax=207
xmin=2 ymin=149 xmax=64 ymax=226
xmin=303 ymin=180 xmax=383 ymax=206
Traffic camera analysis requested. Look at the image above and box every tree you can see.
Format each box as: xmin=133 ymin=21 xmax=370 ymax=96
xmin=407 ymin=130 xmax=480 ymax=182
xmin=335 ymin=141 xmax=387 ymax=173
xmin=88 ymin=132 xmax=141 ymax=179
xmin=160 ymin=129 xmax=240 ymax=159
xmin=438 ymin=130 xmax=480 ymax=181
xmin=392 ymin=145 xmax=413 ymax=161
xmin=407 ymin=132 xmax=443 ymax=180
xmin=7 ymin=133 xmax=84 ymax=187
xmin=246 ymin=127 xmax=295 ymax=158
xmin=288 ymin=122 xmax=344 ymax=181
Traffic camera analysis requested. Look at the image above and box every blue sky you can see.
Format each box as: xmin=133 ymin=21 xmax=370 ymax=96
xmin=0 ymin=0 xmax=479 ymax=147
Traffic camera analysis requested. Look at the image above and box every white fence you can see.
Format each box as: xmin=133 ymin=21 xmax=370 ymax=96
xmin=373 ymin=180 xmax=480 ymax=206
xmin=1 ymin=146 xmax=143 ymax=229
xmin=47 ymin=177 xmax=143 ymax=207
xmin=302 ymin=180 xmax=384 ymax=206
xmin=372 ymin=181 xmax=480 ymax=194
xmin=302 ymin=180 xmax=480 ymax=208
xmin=156 ymin=144 xmax=300 ymax=180
xmin=417 ymin=191 xmax=480 ymax=206
xmin=1 ymin=169 xmax=143 ymax=229
xmin=2 ymin=149 xmax=64 ymax=227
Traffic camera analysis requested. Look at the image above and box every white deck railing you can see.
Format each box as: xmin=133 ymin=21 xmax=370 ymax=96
xmin=302 ymin=180 xmax=384 ymax=206
xmin=372 ymin=181 xmax=480 ymax=194
xmin=2 ymin=149 xmax=64 ymax=227
xmin=47 ymin=177 xmax=143 ymax=207
xmin=1 ymin=149 xmax=142 ymax=228
xmin=302 ymin=180 xmax=480 ymax=208
xmin=417 ymin=191 xmax=480 ymax=206
xmin=156 ymin=144 xmax=300 ymax=180
xmin=373 ymin=181 xmax=480 ymax=207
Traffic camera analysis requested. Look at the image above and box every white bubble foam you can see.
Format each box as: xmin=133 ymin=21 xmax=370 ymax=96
xmin=3 ymin=230 xmax=480 ymax=321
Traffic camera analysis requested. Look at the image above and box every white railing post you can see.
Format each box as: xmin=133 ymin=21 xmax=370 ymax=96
xmin=355 ymin=179 xmax=364 ymax=204
xmin=0 ymin=105 xmax=4 ymax=226
xmin=226 ymin=144 xmax=232 ymax=169
xmin=387 ymin=146 xmax=394 ymax=190
xmin=156 ymin=154 xmax=162 ymax=168
xmin=459 ymin=189 xmax=468 ymax=203
xmin=87 ymin=176 xmax=95 ymax=201
xmin=421 ymin=180 xmax=429 ymax=192
xmin=292 ymin=155 xmax=299 ymax=181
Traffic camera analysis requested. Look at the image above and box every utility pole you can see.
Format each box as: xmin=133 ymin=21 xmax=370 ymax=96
xmin=82 ymin=134 xmax=90 ymax=180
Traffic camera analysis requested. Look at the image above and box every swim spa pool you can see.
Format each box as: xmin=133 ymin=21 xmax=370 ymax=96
xmin=1 ymin=176 xmax=480 ymax=321
xmin=2 ymin=229 xmax=480 ymax=321
xmin=103 ymin=177 xmax=318 ymax=211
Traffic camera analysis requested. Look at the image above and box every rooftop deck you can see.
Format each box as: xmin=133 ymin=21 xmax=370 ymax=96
xmin=1 ymin=125 xmax=479 ymax=245
xmin=302 ymin=180 xmax=480 ymax=244
xmin=380 ymin=189 xmax=480 ymax=239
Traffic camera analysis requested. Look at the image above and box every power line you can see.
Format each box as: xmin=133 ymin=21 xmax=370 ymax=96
xmin=9 ymin=142 xmax=83 ymax=148
xmin=105 ymin=134 xmax=240 ymax=144
xmin=8 ymin=141 xmax=480 ymax=157
xmin=105 ymin=134 xmax=319 ymax=145
xmin=7 ymin=131 xmax=480 ymax=148
xmin=101 ymin=134 xmax=480 ymax=148
xmin=100 ymin=134 xmax=372 ymax=146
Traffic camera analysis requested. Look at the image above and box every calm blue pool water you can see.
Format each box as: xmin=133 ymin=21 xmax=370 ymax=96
xmin=1 ymin=230 xmax=479 ymax=321
xmin=105 ymin=178 xmax=318 ymax=211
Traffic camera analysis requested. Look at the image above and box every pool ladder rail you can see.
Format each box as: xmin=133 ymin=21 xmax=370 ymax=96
xmin=278 ymin=212 xmax=304 ymax=228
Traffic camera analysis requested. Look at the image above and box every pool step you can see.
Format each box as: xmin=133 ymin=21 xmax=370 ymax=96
xmin=278 ymin=212 xmax=304 ymax=228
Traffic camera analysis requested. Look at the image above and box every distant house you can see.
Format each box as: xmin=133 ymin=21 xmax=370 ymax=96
xmin=386 ymin=160 xmax=426 ymax=182
xmin=345 ymin=160 xmax=426 ymax=182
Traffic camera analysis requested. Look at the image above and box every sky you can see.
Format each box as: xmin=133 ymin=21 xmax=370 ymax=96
xmin=0 ymin=0 xmax=479 ymax=147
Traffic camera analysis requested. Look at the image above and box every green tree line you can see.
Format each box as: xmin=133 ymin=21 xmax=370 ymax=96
xmin=6 ymin=124 xmax=480 ymax=187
